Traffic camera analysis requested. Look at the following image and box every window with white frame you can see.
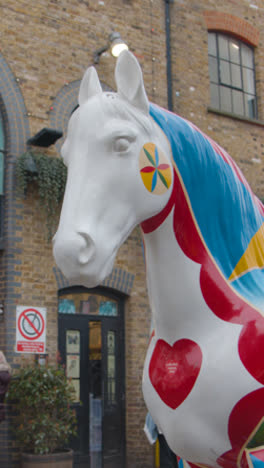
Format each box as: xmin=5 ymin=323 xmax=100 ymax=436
xmin=208 ymin=32 xmax=257 ymax=119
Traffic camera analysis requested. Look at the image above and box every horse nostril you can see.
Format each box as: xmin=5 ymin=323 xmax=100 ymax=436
xmin=77 ymin=231 xmax=95 ymax=265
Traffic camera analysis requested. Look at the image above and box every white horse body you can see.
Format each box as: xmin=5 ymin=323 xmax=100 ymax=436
xmin=142 ymin=211 xmax=261 ymax=466
xmin=53 ymin=51 xmax=264 ymax=468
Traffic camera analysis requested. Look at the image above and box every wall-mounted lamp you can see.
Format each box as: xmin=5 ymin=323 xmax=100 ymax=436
xmin=93 ymin=32 xmax=128 ymax=64
xmin=27 ymin=128 xmax=63 ymax=148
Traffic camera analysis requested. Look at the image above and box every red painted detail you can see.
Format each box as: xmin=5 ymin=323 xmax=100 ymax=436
xmin=142 ymin=141 xmax=264 ymax=384
xmin=188 ymin=463 xmax=212 ymax=468
xmin=217 ymin=388 xmax=264 ymax=468
xmin=148 ymin=329 xmax=155 ymax=346
xmin=248 ymin=448 xmax=264 ymax=462
xmin=141 ymin=166 xmax=156 ymax=173
xmin=141 ymin=168 xmax=177 ymax=234
xmin=149 ymin=338 xmax=202 ymax=410
xmin=238 ymin=318 xmax=264 ymax=385
xmin=173 ymin=165 xmax=264 ymax=384
xmin=158 ymin=163 xmax=170 ymax=170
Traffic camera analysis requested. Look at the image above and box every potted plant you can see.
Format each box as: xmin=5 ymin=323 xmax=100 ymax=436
xmin=7 ymin=363 xmax=77 ymax=468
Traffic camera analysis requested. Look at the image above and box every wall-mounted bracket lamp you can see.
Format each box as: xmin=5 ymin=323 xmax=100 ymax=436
xmin=93 ymin=32 xmax=128 ymax=64
xmin=27 ymin=128 xmax=63 ymax=148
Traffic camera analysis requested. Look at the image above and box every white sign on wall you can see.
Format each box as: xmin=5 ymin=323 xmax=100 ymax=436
xmin=16 ymin=306 xmax=46 ymax=354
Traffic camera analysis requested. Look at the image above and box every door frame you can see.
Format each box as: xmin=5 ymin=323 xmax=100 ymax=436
xmin=58 ymin=286 xmax=126 ymax=468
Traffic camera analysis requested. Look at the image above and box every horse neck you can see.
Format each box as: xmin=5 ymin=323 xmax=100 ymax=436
xmin=142 ymin=210 xmax=205 ymax=342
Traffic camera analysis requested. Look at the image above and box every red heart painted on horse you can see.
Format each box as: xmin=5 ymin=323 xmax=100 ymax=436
xmin=149 ymin=338 xmax=203 ymax=409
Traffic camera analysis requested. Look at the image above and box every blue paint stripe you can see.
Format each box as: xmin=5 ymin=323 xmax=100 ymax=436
xmin=150 ymin=103 xmax=264 ymax=310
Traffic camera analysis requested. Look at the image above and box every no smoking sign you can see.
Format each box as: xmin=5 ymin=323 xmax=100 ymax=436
xmin=16 ymin=306 xmax=46 ymax=353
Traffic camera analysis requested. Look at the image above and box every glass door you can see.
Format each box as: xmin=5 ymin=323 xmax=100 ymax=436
xmin=58 ymin=287 xmax=125 ymax=468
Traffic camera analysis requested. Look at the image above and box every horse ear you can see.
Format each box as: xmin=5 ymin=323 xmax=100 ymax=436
xmin=115 ymin=51 xmax=149 ymax=115
xmin=78 ymin=67 xmax=102 ymax=106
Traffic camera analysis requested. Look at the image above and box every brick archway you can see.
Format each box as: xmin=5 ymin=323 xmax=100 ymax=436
xmin=203 ymin=11 xmax=259 ymax=47
xmin=50 ymin=79 xmax=113 ymax=154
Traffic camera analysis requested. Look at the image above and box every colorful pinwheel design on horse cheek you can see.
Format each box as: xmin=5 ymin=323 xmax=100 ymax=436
xmin=139 ymin=143 xmax=172 ymax=195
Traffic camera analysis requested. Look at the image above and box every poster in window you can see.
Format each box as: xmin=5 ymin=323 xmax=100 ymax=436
xmin=67 ymin=354 xmax=80 ymax=379
xmin=69 ymin=379 xmax=80 ymax=403
xmin=66 ymin=330 xmax=80 ymax=354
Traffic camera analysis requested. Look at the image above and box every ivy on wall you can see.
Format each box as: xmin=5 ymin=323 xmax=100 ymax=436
xmin=16 ymin=151 xmax=67 ymax=239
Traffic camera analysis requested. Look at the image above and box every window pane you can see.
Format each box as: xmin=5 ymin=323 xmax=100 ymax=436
xmin=107 ymin=331 xmax=116 ymax=405
xmin=210 ymin=83 xmax=219 ymax=109
xmin=229 ymin=40 xmax=240 ymax=64
xmin=66 ymin=329 xmax=80 ymax=403
xmin=231 ymin=64 xmax=242 ymax=89
xmin=218 ymin=35 xmax=229 ymax=60
xmin=58 ymin=298 xmax=76 ymax=314
xmin=66 ymin=330 xmax=80 ymax=354
xmin=245 ymin=94 xmax=257 ymax=119
xmin=241 ymin=44 xmax=254 ymax=68
xmin=209 ymin=56 xmax=218 ymax=83
xmin=89 ymin=321 xmax=102 ymax=465
xmin=232 ymin=90 xmax=244 ymax=115
xmin=59 ymin=291 xmax=118 ymax=316
xmin=207 ymin=33 xmax=257 ymax=118
xmin=220 ymin=60 xmax=231 ymax=86
xmin=220 ymin=86 xmax=232 ymax=113
xmin=243 ymin=68 xmax=255 ymax=94
xmin=208 ymin=33 xmax=217 ymax=56
xmin=67 ymin=354 xmax=80 ymax=378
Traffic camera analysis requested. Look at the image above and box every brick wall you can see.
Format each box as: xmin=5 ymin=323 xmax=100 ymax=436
xmin=1 ymin=0 xmax=264 ymax=467
xmin=1 ymin=2 xmax=162 ymax=466
xmin=169 ymin=0 xmax=264 ymax=199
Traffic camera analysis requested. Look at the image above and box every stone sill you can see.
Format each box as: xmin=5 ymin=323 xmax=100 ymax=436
xmin=207 ymin=107 xmax=264 ymax=128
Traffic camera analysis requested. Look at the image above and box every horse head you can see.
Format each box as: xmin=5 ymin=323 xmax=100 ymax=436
xmin=53 ymin=51 xmax=174 ymax=287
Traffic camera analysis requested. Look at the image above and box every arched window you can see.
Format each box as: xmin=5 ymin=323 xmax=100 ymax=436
xmin=208 ymin=32 xmax=257 ymax=119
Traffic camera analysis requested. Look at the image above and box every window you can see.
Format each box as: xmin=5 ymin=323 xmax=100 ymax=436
xmin=208 ymin=32 xmax=257 ymax=119
xmin=58 ymin=289 xmax=118 ymax=316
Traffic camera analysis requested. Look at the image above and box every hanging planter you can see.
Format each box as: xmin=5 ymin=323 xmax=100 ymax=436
xmin=16 ymin=151 xmax=67 ymax=239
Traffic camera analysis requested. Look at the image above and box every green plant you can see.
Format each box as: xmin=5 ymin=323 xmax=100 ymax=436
xmin=16 ymin=151 xmax=67 ymax=238
xmin=7 ymin=364 xmax=77 ymax=455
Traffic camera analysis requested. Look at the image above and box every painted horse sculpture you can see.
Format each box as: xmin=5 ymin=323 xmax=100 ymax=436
xmin=53 ymin=51 xmax=264 ymax=468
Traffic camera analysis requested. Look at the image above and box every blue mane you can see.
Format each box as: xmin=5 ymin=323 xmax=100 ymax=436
xmin=150 ymin=103 xmax=264 ymax=311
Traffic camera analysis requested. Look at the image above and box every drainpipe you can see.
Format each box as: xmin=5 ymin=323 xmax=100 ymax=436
xmin=164 ymin=0 xmax=174 ymax=111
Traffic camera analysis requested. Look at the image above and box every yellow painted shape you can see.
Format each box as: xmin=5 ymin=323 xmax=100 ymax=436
xmin=139 ymin=142 xmax=172 ymax=195
xmin=159 ymin=167 xmax=172 ymax=189
xmin=141 ymin=170 xmax=155 ymax=193
xmin=229 ymin=223 xmax=264 ymax=281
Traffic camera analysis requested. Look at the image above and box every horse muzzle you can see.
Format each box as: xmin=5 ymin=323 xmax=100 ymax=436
xmin=53 ymin=230 xmax=96 ymax=282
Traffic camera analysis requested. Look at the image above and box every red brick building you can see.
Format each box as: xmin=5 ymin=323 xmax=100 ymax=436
xmin=0 ymin=1 xmax=264 ymax=467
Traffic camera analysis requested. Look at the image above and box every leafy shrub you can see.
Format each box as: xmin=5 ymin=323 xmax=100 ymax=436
xmin=7 ymin=364 xmax=77 ymax=455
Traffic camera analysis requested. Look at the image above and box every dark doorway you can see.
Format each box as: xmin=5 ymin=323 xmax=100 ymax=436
xmin=58 ymin=287 xmax=126 ymax=468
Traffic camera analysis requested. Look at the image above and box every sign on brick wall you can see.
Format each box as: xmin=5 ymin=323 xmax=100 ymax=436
xmin=16 ymin=306 xmax=46 ymax=354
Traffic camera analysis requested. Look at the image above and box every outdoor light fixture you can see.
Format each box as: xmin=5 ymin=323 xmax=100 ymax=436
xmin=93 ymin=32 xmax=128 ymax=64
xmin=27 ymin=128 xmax=63 ymax=148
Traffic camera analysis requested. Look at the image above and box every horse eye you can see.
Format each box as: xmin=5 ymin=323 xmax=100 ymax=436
xmin=113 ymin=137 xmax=130 ymax=153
